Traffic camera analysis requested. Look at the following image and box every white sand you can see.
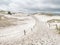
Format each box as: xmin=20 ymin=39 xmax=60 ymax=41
xmin=0 ymin=14 xmax=60 ymax=45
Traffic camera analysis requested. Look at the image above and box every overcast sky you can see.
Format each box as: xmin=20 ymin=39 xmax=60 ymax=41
xmin=0 ymin=0 xmax=60 ymax=13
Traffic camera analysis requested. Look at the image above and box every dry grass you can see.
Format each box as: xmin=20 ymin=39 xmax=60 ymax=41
xmin=0 ymin=16 xmax=17 ymax=27
xmin=0 ymin=15 xmax=29 ymax=28
xmin=47 ymin=19 xmax=60 ymax=23
xmin=56 ymin=27 xmax=60 ymax=34
xmin=0 ymin=19 xmax=15 ymax=27
xmin=47 ymin=19 xmax=60 ymax=34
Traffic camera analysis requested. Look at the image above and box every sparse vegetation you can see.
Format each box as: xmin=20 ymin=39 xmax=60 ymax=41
xmin=40 ymin=13 xmax=53 ymax=16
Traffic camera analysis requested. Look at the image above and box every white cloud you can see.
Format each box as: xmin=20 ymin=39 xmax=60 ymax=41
xmin=0 ymin=0 xmax=60 ymax=13
xmin=0 ymin=4 xmax=8 ymax=10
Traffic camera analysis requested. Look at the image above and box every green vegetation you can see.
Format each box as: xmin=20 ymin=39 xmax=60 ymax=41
xmin=8 ymin=11 xmax=12 ymax=15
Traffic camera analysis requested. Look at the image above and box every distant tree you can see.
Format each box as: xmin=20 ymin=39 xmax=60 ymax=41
xmin=8 ymin=11 xmax=12 ymax=15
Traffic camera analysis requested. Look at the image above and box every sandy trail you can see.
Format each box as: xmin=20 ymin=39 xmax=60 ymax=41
xmin=18 ymin=15 xmax=60 ymax=45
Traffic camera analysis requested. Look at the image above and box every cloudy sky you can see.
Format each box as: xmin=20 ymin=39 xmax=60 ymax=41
xmin=0 ymin=0 xmax=60 ymax=13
